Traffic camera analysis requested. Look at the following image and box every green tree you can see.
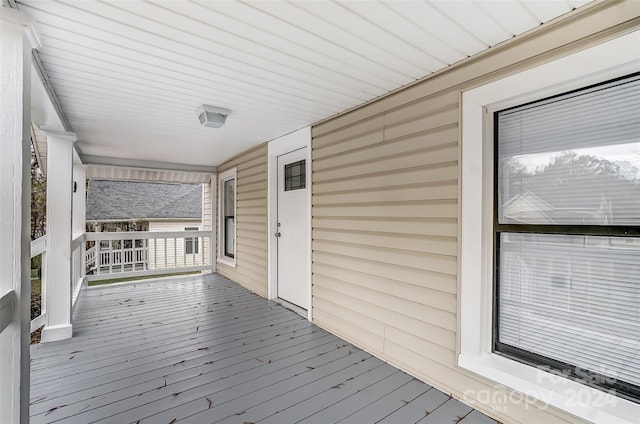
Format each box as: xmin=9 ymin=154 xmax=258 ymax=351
xmin=505 ymin=151 xmax=640 ymax=225
xmin=31 ymin=142 xmax=46 ymax=240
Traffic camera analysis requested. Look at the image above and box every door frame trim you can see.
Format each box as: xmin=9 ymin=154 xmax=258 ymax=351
xmin=267 ymin=127 xmax=312 ymax=321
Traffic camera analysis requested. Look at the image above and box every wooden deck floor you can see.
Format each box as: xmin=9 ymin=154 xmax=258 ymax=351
xmin=30 ymin=273 xmax=497 ymax=424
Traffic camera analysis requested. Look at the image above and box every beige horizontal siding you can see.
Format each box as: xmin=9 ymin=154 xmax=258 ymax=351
xmin=147 ymin=221 xmax=204 ymax=269
xmin=216 ymin=144 xmax=268 ymax=297
xmin=314 ymin=163 xmax=458 ymax=195
xmin=312 ymin=217 xmax=457 ymax=237
xmin=310 ymin=3 xmax=639 ymax=424
xmin=313 ymin=250 xmax=457 ymax=295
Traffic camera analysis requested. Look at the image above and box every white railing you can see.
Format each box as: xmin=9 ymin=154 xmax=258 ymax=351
xmin=71 ymin=234 xmax=86 ymax=312
xmin=30 ymin=235 xmax=47 ymax=332
xmin=86 ymin=244 xmax=96 ymax=273
xmin=85 ymin=231 xmax=212 ymax=281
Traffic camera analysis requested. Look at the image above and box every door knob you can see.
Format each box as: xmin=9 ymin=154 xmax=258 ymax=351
xmin=275 ymin=232 xmax=281 ymax=238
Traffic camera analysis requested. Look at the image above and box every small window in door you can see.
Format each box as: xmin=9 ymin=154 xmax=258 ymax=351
xmin=284 ymin=160 xmax=306 ymax=191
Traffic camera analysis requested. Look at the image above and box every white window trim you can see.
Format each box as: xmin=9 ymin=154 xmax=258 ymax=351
xmin=184 ymin=226 xmax=200 ymax=255
xmin=459 ymin=30 xmax=640 ymax=424
xmin=217 ymin=167 xmax=237 ymax=268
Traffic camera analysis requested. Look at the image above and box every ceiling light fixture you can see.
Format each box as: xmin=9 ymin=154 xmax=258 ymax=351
xmin=196 ymin=104 xmax=231 ymax=128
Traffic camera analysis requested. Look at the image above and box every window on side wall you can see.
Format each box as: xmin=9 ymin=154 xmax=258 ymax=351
xmin=217 ymin=168 xmax=237 ymax=266
xmin=493 ymin=73 xmax=640 ymax=401
xmin=459 ymin=30 xmax=640 ymax=424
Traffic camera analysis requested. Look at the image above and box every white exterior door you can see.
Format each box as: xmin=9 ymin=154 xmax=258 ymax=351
xmin=276 ymin=148 xmax=309 ymax=309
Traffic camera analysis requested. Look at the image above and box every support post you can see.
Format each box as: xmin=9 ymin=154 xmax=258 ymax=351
xmin=72 ymin=164 xmax=87 ymax=309
xmin=40 ymin=130 xmax=76 ymax=343
xmin=201 ymin=175 xmax=216 ymax=273
xmin=72 ymin=164 xmax=86 ymax=239
xmin=0 ymin=7 xmax=40 ymax=424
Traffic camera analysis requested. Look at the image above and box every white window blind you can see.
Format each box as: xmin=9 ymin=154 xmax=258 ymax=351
xmin=495 ymin=73 xmax=640 ymax=400
xmin=498 ymin=75 xmax=640 ymax=226
xmin=499 ymin=233 xmax=640 ymax=388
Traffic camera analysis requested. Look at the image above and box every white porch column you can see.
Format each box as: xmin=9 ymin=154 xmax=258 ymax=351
xmin=40 ymin=130 xmax=76 ymax=343
xmin=202 ymin=175 xmax=217 ymax=273
xmin=72 ymin=164 xmax=87 ymax=308
xmin=0 ymin=7 xmax=40 ymax=424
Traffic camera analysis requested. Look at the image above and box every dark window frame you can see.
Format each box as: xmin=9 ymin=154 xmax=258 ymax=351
xmin=184 ymin=226 xmax=199 ymax=255
xmin=284 ymin=159 xmax=306 ymax=191
xmin=223 ymin=178 xmax=235 ymax=259
xmin=492 ymin=73 xmax=640 ymax=402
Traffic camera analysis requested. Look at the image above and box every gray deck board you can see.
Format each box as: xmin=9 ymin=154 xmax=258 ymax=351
xmin=30 ymin=273 xmax=497 ymax=424
xmin=265 ymin=369 xmax=410 ymax=424
xmin=30 ymin=321 xmax=320 ymax=417
xmin=416 ymin=397 xmax=474 ymax=424
xmin=377 ymin=388 xmax=451 ymax=424
xmin=136 ymin=348 xmax=372 ymax=424
xmin=334 ymin=379 xmax=431 ymax=423
xmin=31 ymin=310 xmax=304 ymax=387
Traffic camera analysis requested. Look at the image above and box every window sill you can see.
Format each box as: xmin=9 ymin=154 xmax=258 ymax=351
xmin=458 ymin=352 xmax=639 ymax=424
xmin=216 ymin=256 xmax=236 ymax=268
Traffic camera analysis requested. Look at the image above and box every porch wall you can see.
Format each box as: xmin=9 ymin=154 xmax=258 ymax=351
xmin=216 ymin=144 xmax=269 ymax=297
xmin=310 ymin=3 xmax=639 ymax=424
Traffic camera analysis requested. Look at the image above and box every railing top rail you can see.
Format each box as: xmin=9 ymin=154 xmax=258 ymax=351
xmin=0 ymin=290 xmax=17 ymax=334
xmin=71 ymin=233 xmax=86 ymax=250
xmin=31 ymin=235 xmax=47 ymax=258
xmin=86 ymin=230 xmax=211 ymax=241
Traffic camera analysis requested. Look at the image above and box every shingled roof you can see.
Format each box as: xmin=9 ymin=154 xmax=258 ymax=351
xmin=86 ymin=180 xmax=202 ymax=221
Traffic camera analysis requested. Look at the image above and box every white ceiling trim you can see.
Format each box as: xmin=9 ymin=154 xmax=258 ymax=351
xmin=86 ymin=163 xmax=214 ymax=184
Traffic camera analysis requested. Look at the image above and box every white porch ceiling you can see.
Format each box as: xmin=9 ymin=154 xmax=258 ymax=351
xmin=18 ymin=0 xmax=591 ymax=168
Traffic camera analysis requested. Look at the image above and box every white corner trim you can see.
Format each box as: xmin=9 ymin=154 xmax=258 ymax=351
xmin=0 ymin=7 xmax=41 ymax=48
xmin=267 ymin=127 xmax=312 ymax=321
xmin=216 ymin=255 xmax=235 ymax=268
xmin=459 ymin=29 xmax=640 ymax=424
xmin=40 ymin=130 xmax=77 ymax=143
xmin=217 ymin=167 xmax=237 ymax=268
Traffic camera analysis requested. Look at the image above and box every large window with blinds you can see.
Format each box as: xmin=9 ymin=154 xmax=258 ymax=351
xmin=494 ymin=73 xmax=640 ymax=401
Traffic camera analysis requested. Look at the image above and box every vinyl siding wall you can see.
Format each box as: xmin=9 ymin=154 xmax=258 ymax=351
xmin=311 ymin=3 xmax=639 ymax=424
xmin=216 ymin=144 xmax=268 ymax=297
xmin=148 ymin=220 xmax=203 ymax=269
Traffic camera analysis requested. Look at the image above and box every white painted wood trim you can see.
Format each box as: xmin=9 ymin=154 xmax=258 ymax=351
xmin=267 ymin=127 xmax=312 ymax=321
xmin=86 ymin=230 xmax=211 ymax=241
xmin=459 ymin=29 xmax=640 ymax=424
xmin=0 ymin=291 xmax=17 ymax=335
xmin=30 ymin=235 xmax=46 ymax=257
xmin=41 ymin=130 xmax=76 ymax=344
xmin=0 ymin=8 xmax=39 ymax=422
xmin=81 ymin=155 xmax=217 ymax=173
xmin=86 ymin=163 xmax=214 ymax=184
xmin=72 ymin=165 xmax=87 ymax=239
xmin=0 ymin=7 xmax=41 ymax=49
xmin=30 ymin=312 xmax=46 ymax=333
xmin=209 ymin=174 xmax=217 ymax=273
xmin=85 ymin=265 xmax=211 ymax=282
